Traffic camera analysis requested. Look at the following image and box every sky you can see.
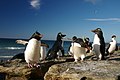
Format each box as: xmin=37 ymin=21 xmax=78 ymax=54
xmin=0 ymin=0 xmax=120 ymax=42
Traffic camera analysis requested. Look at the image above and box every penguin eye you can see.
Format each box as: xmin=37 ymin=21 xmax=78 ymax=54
xmin=97 ymin=28 xmax=101 ymax=31
xmin=58 ymin=32 xmax=62 ymax=36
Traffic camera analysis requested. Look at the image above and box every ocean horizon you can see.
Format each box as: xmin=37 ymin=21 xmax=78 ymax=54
xmin=0 ymin=38 xmax=120 ymax=61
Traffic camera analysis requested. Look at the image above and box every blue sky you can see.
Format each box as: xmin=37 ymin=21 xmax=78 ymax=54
xmin=0 ymin=0 xmax=120 ymax=42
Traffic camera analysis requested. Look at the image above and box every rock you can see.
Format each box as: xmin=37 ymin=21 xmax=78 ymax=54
xmin=0 ymin=59 xmax=61 ymax=80
xmin=44 ymin=60 xmax=120 ymax=80
xmin=44 ymin=52 xmax=120 ymax=80
xmin=1 ymin=52 xmax=120 ymax=80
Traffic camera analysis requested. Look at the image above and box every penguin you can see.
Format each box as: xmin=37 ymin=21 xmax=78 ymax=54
xmin=106 ymin=35 xmax=117 ymax=56
xmin=91 ymin=28 xmax=105 ymax=60
xmin=14 ymin=39 xmax=49 ymax=61
xmin=46 ymin=32 xmax=66 ymax=60
xmin=24 ymin=31 xmax=43 ymax=68
xmin=84 ymin=37 xmax=92 ymax=53
xmin=68 ymin=36 xmax=78 ymax=56
xmin=40 ymin=42 xmax=49 ymax=61
xmin=69 ymin=36 xmax=86 ymax=62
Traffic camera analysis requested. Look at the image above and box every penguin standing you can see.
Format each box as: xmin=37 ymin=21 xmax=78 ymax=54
xmin=106 ymin=35 xmax=117 ymax=56
xmin=24 ymin=31 xmax=43 ymax=68
xmin=91 ymin=28 xmax=105 ymax=60
xmin=68 ymin=36 xmax=78 ymax=56
xmin=40 ymin=42 xmax=49 ymax=61
xmin=69 ymin=36 xmax=86 ymax=62
xmin=15 ymin=39 xmax=49 ymax=61
xmin=46 ymin=32 xmax=66 ymax=60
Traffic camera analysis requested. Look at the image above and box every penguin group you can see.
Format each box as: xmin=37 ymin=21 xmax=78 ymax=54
xmin=91 ymin=28 xmax=118 ymax=60
xmin=68 ymin=28 xmax=118 ymax=61
xmin=13 ymin=27 xmax=118 ymax=67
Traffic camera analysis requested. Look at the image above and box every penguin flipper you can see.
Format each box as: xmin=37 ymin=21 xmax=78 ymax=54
xmin=115 ymin=44 xmax=118 ymax=51
xmin=105 ymin=44 xmax=110 ymax=56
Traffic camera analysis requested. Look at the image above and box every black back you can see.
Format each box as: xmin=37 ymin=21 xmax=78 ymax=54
xmin=76 ymin=38 xmax=86 ymax=47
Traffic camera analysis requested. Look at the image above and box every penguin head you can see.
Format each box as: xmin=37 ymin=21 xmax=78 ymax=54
xmin=76 ymin=38 xmax=85 ymax=47
xmin=30 ymin=31 xmax=43 ymax=41
xmin=72 ymin=36 xmax=77 ymax=42
xmin=57 ymin=32 xmax=66 ymax=40
xmin=84 ymin=37 xmax=89 ymax=42
xmin=91 ymin=28 xmax=102 ymax=33
xmin=91 ymin=28 xmax=103 ymax=36
xmin=111 ymin=35 xmax=116 ymax=41
xmin=112 ymin=35 xmax=116 ymax=38
xmin=84 ymin=37 xmax=90 ymax=44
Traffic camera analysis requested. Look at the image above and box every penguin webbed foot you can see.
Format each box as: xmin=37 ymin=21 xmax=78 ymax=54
xmin=27 ymin=63 xmax=41 ymax=68
xmin=34 ymin=63 xmax=41 ymax=68
xmin=28 ymin=63 xmax=33 ymax=68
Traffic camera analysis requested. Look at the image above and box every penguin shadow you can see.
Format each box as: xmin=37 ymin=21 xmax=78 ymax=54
xmin=106 ymin=53 xmax=120 ymax=61
xmin=108 ymin=58 xmax=120 ymax=61
xmin=107 ymin=55 xmax=120 ymax=61
xmin=10 ymin=53 xmax=25 ymax=62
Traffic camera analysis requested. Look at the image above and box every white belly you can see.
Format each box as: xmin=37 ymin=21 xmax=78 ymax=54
xmin=73 ymin=46 xmax=86 ymax=57
xmin=93 ymin=34 xmax=100 ymax=45
xmin=69 ymin=42 xmax=86 ymax=61
xmin=108 ymin=42 xmax=116 ymax=53
xmin=69 ymin=42 xmax=81 ymax=55
xmin=24 ymin=38 xmax=40 ymax=64
xmin=92 ymin=34 xmax=102 ymax=59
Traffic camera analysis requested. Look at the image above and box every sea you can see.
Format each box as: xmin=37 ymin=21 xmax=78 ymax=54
xmin=0 ymin=38 xmax=71 ymax=61
xmin=0 ymin=38 xmax=120 ymax=61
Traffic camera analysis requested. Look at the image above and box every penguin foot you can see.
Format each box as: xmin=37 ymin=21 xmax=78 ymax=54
xmin=28 ymin=63 xmax=33 ymax=68
xmin=33 ymin=64 xmax=41 ymax=68
xmin=27 ymin=63 xmax=41 ymax=68
xmin=74 ymin=59 xmax=79 ymax=62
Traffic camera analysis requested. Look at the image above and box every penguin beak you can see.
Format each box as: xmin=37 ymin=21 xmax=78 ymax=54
xmin=91 ymin=29 xmax=96 ymax=33
xmin=39 ymin=34 xmax=43 ymax=38
xmin=91 ymin=28 xmax=101 ymax=33
xmin=91 ymin=29 xmax=98 ymax=33
xmin=62 ymin=34 xmax=66 ymax=37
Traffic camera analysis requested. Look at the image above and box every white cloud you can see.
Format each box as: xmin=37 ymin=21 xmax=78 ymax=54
xmin=30 ymin=0 xmax=40 ymax=9
xmin=85 ymin=18 xmax=120 ymax=22
xmin=84 ymin=0 xmax=101 ymax=5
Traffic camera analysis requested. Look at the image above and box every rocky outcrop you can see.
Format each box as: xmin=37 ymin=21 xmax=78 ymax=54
xmin=0 ymin=59 xmax=60 ymax=80
xmin=1 ymin=52 xmax=120 ymax=80
xmin=44 ymin=52 xmax=120 ymax=80
xmin=44 ymin=60 xmax=120 ymax=80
